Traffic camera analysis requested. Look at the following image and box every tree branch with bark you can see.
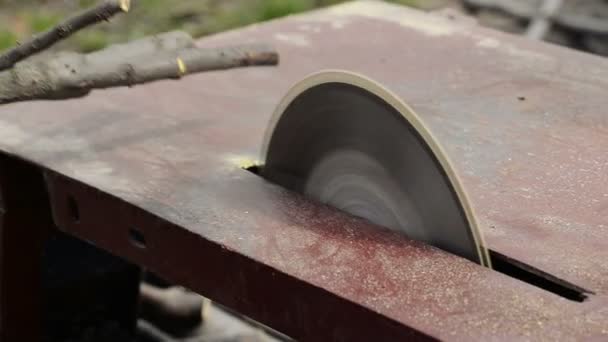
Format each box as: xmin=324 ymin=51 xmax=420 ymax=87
xmin=0 ymin=0 xmax=279 ymax=105
xmin=0 ymin=0 xmax=131 ymax=71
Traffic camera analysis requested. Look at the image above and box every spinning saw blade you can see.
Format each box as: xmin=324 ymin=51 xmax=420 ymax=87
xmin=262 ymin=71 xmax=490 ymax=267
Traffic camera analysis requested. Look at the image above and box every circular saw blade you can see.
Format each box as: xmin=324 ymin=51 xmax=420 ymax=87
xmin=262 ymin=71 xmax=490 ymax=267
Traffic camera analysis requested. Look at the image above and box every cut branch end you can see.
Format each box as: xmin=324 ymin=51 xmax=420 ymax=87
xmin=176 ymin=57 xmax=187 ymax=76
xmin=119 ymin=0 xmax=131 ymax=12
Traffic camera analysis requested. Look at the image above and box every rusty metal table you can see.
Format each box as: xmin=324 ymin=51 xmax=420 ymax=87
xmin=0 ymin=2 xmax=607 ymax=341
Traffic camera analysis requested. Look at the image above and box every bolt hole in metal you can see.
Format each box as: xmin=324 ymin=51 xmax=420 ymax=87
xmin=129 ymin=228 xmax=147 ymax=249
xmin=67 ymin=195 xmax=80 ymax=223
xmin=243 ymin=165 xmax=591 ymax=302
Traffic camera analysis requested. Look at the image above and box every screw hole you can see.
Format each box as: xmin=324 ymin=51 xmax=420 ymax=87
xmin=67 ymin=196 xmax=80 ymax=223
xmin=128 ymin=228 xmax=147 ymax=249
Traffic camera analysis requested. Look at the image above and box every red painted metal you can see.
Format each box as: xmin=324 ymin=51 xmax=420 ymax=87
xmin=0 ymin=2 xmax=607 ymax=340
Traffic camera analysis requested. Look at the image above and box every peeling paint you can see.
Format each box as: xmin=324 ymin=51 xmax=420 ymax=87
xmin=477 ymin=37 xmax=501 ymax=49
xmin=475 ymin=35 xmax=553 ymax=62
xmin=324 ymin=1 xmax=457 ymax=37
xmin=273 ymin=32 xmax=311 ymax=47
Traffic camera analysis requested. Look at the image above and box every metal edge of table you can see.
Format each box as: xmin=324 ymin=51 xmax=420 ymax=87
xmin=40 ymin=163 xmax=608 ymax=341
xmin=42 ymin=167 xmax=434 ymax=341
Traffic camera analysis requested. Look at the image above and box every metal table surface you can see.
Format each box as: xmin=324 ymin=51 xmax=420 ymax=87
xmin=0 ymin=2 xmax=606 ymax=340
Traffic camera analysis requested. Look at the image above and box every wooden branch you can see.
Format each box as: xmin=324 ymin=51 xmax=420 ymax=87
xmin=0 ymin=40 xmax=279 ymax=105
xmin=0 ymin=0 xmax=130 ymax=71
xmin=117 ymin=43 xmax=280 ymax=85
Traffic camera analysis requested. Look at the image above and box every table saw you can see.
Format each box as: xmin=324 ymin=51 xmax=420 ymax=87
xmin=0 ymin=1 xmax=607 ymax=340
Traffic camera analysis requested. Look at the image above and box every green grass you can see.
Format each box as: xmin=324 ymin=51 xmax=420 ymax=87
xmin=78 ymin=0 xmax=97 ymax=8
xmin=27 ymin=12 xmax=62 ymax=33
xmin=389 ymin=0 xmax=422 ymax=6
xmin=0 ymin=29 xmax=17 ymax=51
xmin=0 ymin=0 xmax=430 ymax=53
xmin=73 ymin=30 xmax=110 ymax=52
xmin=256 ymin=0 xmax=314 ymax=21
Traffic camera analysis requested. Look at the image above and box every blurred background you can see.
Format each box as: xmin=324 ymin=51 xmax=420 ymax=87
xmin=1 ymin=0 xmax=606 ymax=56
xmin=0 ymin=0 xmax=446 ymax=53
